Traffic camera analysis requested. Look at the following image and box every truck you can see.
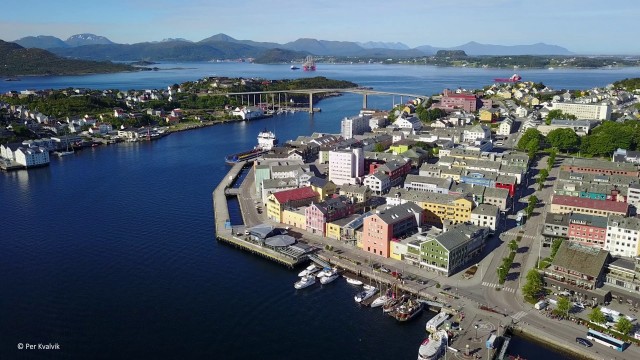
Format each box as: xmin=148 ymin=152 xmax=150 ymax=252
xmin=516 ymin=211 xmax=525 ymax=226
xmin=486 ymin=334 xmax=498 ymax=349
xmin=535 ymin=300 xmax=548 ymax=310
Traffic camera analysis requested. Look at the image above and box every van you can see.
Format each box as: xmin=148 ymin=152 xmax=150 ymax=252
xmin=535 ymin=301 xmax=548 ymax=310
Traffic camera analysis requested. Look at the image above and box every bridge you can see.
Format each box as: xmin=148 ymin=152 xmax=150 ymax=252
xmin=223 ymin=88 xmax=428 ymax=113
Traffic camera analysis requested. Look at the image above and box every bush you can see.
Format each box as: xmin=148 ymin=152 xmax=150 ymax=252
xmin=435 ymin=283 xmax=441 ymax=289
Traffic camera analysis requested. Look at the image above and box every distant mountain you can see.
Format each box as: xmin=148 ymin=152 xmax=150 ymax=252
xmin=161 ymin=38 xmax=192 ymax=43
xmin=254 ymin=48 xmax=308 ymax=64
xmin=65 ymin=33 xmax=114 ymax=47
xmin=448 ymin=41 xmax=572 ymax=56
xmin=14 ymin=35 xmax=69 ymax=49
xmin=357 ymin=41 xmax=410 ymax=50
xmin=0 ymin=40 xmax=133 ymax=76
xmin=281 ymin=38 xmax=365 ymax=56
xmin=415 ymin=44 xmax=439 ymax=56
xmin=198 ymin=33 xmax=280 ymax=49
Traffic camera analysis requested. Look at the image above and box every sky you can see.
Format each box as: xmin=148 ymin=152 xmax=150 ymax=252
xmin=1 ymin=0 xmax=638 ymax=55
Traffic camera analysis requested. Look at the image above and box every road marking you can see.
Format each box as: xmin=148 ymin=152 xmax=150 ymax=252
xmin=482 ymin=282 xmax=515 ymax=293
xmin=511 ymin=311 xmax=527 ymax=320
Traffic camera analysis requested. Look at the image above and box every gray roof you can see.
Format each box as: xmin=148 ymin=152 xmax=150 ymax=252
xmin=404 ymin=174 xmax=452 ymax=189
xmin=472 ymin=204 xmax=499 ymax=217
xmin=557 ymin=170 xmax=639 ymax=187
xmin=568 ymin=213 xmax=608 ymax=228
xmin=262 ymin=177 xmax=298 ymax=189
xmin=386 ymin=188 xmax=469 ymax=206
xmin=307 ymin=176 xmax=329 ymax=188
xmin=562 ymin=157 xmax=639 ymax=172
xmin=483 ymin=187 xmax=509 ymax=199
xmin=340 ymin=184 xmax=370 ymax=194
xmin=248 ymin=224 xmax=276 ymax=240
xmin=432 ymin=223 xmax=484 ymax=251
xmin=551 ymin=242 xmax=609 ymax=277
xmin=607 ymin=257 xmax=635 ymax=272
xmin=330 ymin=214 xmax=363 ymax=227
xmin=544 ymin=212 xmax=570 ymax=227
xmin=375 ymin=202 xmax=423 ymax=225
xmin=607 ymin=214 xmax=640 ymax=230
xmin=265 ymin=234 xmax=296 ymax=247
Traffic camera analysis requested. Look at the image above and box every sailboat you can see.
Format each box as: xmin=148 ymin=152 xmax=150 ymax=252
xmin=55 ymin=129 xmax=75 ymax=156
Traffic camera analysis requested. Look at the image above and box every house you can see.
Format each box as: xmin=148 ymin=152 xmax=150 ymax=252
xmin=463 ymin=125 xmax=491 ymax=143
xmin=542 ymin=212 xmax=570 ymax=240
xmin=281 ymin=207 xmax=308 ymax=230
xmin=479 ymin=108 xmax=500 ymax=122
xmin=497 ymin=118 xmax=513 ymax=136
xmin=393 ymin=115 xmax=422 ymax=132
xmin=567 ymin=213 xmax=608 ymax=249
xmin=305 ymin=196 xmax=356 ymax=236
xmin=361 ymin=202 xmax=424 ymax=258
xmin=231 ymin=106 xmax=264 ymax=120
xmin=266 ymin=187 xmax=318 ymax=222
xmin=604 ymin=257 xmax=640 ymax=301
xmin=301 ymin=176 xmax=336 ymax=200
xmin=470 ymin=204 xmax=500 ymax=231
xmin=338 ymin=184 xmax=371 ymax=204
xmin=385 ymin=188 xmax=474 ymax=227
xmin=605 ymin=215 xmax=640 ymax=257
xmin=612 ymin=148 xmax=640 ymax=164
xmin=325 ymin=214 xmax=362 ymax=241
xmin=550 ymin=195 xmax=629 ymax=217
xmin=435 ymin=89 xmax=478 ymax=112
xmin=363 ymin=172 xmax=391 ymax=195
xmin=403 ymin=174 xmax=452 ymax=194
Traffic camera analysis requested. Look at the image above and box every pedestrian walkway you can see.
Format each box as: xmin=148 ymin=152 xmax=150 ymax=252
xmin=511 ymin=310 xmax=527 ymax=321
xmin=482 ymin=282 xmax=516 ymax=293
xmin=502 ymin=231 xmax=535 ymax=239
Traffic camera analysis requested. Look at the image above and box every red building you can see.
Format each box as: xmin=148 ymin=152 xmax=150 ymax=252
xmin=362 ymin=203 xmax=424 ymax=258
xmin=495 ymin=175 xmax=517 ymax=197
xmin=368 ymin=160 xmax=411 ymax=187
xmin=433 ymin=89 xmax=478 ymax=112
xmin=567 ymin=213 xmax=608 ymax=248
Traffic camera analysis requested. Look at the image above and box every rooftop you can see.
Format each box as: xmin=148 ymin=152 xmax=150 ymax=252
xmin=272 ymin=186 xmax=317 ymax=204
xmin=551 ymin=242 xmax=609 ymax=278
xmin=561 ymin=157 xmax=639 ymax=172
xmin=551 ymin=195 xmax=629 ymax=214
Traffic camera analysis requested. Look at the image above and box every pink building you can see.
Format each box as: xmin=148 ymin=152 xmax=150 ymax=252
xmin=434 ymin=89 xmax=478 ymax=112
xmin=567 ymin=213 xmax=608 ymax=248
xmin=305 ymin=196 xmax=356 ymax=236
xmin=362 ymin=203 xmax=424 ymax=258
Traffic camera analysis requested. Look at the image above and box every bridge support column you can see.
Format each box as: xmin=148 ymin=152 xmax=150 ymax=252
xmin=362 ymin=94 xmax=368 ymax=109
xmin=309 ymin=93 xmax=313 ymax=113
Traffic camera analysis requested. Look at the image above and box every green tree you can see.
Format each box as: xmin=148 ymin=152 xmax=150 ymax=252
xmin=545 ymin=109 xmax=577 ymax=125
xmin=555 ymin=296 xmax=571 ymax=317
xmin=550 ymin=238 xmax=563 ymax=258
xmin=547 ymin=149 xmax=557 ymax=171
xmin=588 ymin=307 xmax=606 ymax=324
xmin=537 ymin=168 xmax=549 ymax=190
xmin=522 ymin=269 xmax=543 ymax=300
xmin=615 ymin=317 xmax=633 ymax=335
xmin=546 ymin=128 xmax=580 ymax=152
xmin=517 ymin=128 xmax=543 ymax=155
xmin=509 ymin=239 xmax=518 ymax=253
xmin=526 ymin=195 xmax=539 ymax=217
xmin=373 ymin=143 xmax=385 ymax=152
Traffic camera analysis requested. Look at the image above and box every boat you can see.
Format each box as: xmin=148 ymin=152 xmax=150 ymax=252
xmin=320 ymin=272 xmax=339 ymax=284
xmin=302 ymin=55 xmax=316 ymax=71
xmin=417 ymin=330 xmax=448 ymax=360
xmin=370 ymin=294 xmax=390 ymax=308
xmin=294 ymin=275 xmax=316 ymax=289
xmin=290 ymin=65 xmax=300 ymax=70
xmin=224 ymin=130 xmax=277 ymax=164
xmin=4 ymin=78 xmax=20 ymax=81
xmin=425 ymin=311 xmax=450 ymax=332
xmin=354 ymin=286 xmax=378 ymax=303
xmin=344 ymin=276 xmax=363 ymax=286
xmin=383 ymin=295 xmax=408 ymax=313
xmin=316 ymin=267 xmax=335 ymax=278
xmin=494 ymin=74 xmax=522 ymax=83
xmin=298 ymin=264 xmax=318 ymax=277
xmin=54 ymin=150 xmax=75 ymax=157
xmin=394 ymin=298 xmax=424 ymax=322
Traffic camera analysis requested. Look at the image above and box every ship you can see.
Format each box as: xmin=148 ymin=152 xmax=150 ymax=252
xmin=303 ymin=55 xmax=316 ymax=71
xmin=225 ymin=130 xmax=278 ymax=164
xmin=290 ymin=65 xmax=300 ymax=70
xmin=417 ymin=330 xmax=448 ymax=360
xmin=494 ymin=74 xmax=522 ymax=83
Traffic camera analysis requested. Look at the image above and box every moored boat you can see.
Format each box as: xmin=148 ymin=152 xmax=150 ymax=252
xmin=320 ymin=272 xmax=339 ymax=284
xmin=316 ymin=267 xmax=335 ymax=278
xmin=294 ymin=275 xmax=316 ymax=289
xmin=290 ymin=65 xmax=300 ymax=70
xmin=354 ymin=286 xmax=378 ymax=304
xmin=225 ymin=130 xmax=277 ymax=164
xmin=425 ymin=311 xmax=450 ymax=333
xmin=417 ymin=330 xmax=448 ymax=360
xmin=383 ymin=295 xmax=408 ymax=313
xmin=298 ymin=264 xmax=318 ymax=277
xmin=394 ymin=298 xmax=424 ymax=322
xmin=370 ymin=294 xmax=389 ymax=308
xmin=344 ymin=276 xmax=363 ymax=286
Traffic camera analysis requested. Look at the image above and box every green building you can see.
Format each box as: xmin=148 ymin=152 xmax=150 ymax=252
xmin=419 ymin=223 xmax=489 ymax=276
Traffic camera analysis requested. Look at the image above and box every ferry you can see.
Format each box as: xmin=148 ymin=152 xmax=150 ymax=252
xmin=224 ymin=130 xmax=277 ymax=164
xmin=417 ymin=330 xmax=448 ymax=360
xmin=425 ymin=311 xmax=449 ymax=333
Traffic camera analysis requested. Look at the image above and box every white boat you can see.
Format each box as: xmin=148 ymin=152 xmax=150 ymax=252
xmin=294 ymin=275 xmax=316 ymax=289
xmin=55 ymin=150 xmax=75 ymax=156
xmin=425 ymin=311 xmax=450 ymax=333
xmin=344 ymin=276 xmax=363 ymax=286
xmin=355 ymin=287 xmax=378 ymax=303
xmin=418 ymin=330 xmax=448 ymax=360
xmin=371 ymin=295 xmax=390 ymax=308
xmin=316 ymin=267 xmax=335 ymax=278
xmin=320 ymin=272 xmax=339 ymax=284
xmin=298 ymin=264 xmax=318 ymax=277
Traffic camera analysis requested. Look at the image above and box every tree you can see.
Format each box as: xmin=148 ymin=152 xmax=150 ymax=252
xmin=522 ymin=269 xmax=543 ymax=300
xmin=545 ymin=109 xmax=577 ymax=125
xmin=588 ymin=307 xmax=607 ymax=324
xmin=546 ymin=128 xmax=580 ymax=152
xmin=526 ymin=195 xmax=538 ymax=218
xmin=509 ymin=240 xmax=518 ymax=253
xmin=537 ymin=168 xmax=549 ymax=190
xmin=550 ymin=238 xmax=563 ymax=259
xmin=373 ymin=143 xmax=385 ymax=152
xmin=615 ymin=317 xmax=633 ymax=335
xmin=555 ymin=296 xmax=571 ymax=317
xmin=547 ymin=149 xmax=557 ymax=171
xmin=517 ymin=128 xmax=543 ymax=152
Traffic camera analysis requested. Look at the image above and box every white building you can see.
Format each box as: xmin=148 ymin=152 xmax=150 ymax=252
xmin=14 ymin=146 xmax=50 ymax=167
xmin=605 ymin=215 xmax=640 ymax=258
xmin=470 ymin=204 xmax=500 ymax=231
xmin=550 ymin=102 xmax=611 ymax=120
xmin=363 ymin=172 xmax=391 ymax=195
xmin=393 ymin=115 xmax=422 ymax=132
xmin=341 ymin=115 xmax=371 ymax=139
xmin=328 ymin=148 xmax=364 ymax=186
xmin=463 ymin=125 xmax=490 ymax=143
xmin=515 ymin=106 xmax=529 ymax=117
xmin=231 ymin=106 xmax=264 ymax=120
xmin=497 ymin=118 xmax=513 ymax=136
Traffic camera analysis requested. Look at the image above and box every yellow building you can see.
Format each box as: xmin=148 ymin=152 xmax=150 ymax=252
xmin=325 ymin=223 xmax=342 ymax=240
xmin=479 ymin=108 xmax=499 ymax=122
xmin=281 ymin=208 xmax=307 ymax=229
xmin=390 ymin=240 xmax=408 ymax=261
xmin=308 ymin=178 xmax=336 ymax=200
xmin=389 ymin=143 xmax=410 ymax=155
xmin=266 ymin=187 xmax=318 ymax=222
xmin=387 ymin=189 xmax=473 ymax=226
xmin=325 ymin=214 xmax=363 ymax=241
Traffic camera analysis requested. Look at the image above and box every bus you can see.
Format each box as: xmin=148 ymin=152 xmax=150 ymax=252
xmin=586 ymin=329 xmax=625 ymax=351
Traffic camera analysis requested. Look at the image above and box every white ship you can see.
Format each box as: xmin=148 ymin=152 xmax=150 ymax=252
xmin=425 ymin=311 xmax=450 ymax=333
xmin=354 ymin=286 xmax=378 ymax=303
xmin=418 ymin=330 xmax=448 ymax=360
xmin=294 ymin=275 xmax=316 ymax=289
xmin=320 ymin=272 xmax=339 ymax=284
xmin=344 ymin=276 xmax=363 ymax=286
xmin=256 ymin=130 xmax=278 ymax=151
xmin=298 ymin=264 xmax=318 ymax=277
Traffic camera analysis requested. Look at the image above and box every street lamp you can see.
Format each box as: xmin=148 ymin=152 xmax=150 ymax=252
xmin=474 ymin=324 xmax=479 ymax=341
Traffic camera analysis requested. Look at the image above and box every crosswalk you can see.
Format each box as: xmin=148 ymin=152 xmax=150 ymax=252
xmin=503 ymin=232 xmax=536 ymax=239
xmin=511 ymin=311 xmax=527 ymax=321
xmin=482 ymin=282 xmax=516 ymax=293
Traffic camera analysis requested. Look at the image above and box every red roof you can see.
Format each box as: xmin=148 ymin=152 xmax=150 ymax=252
xmin=552 ymin=195 xmax=628 ymax=214
xmin=272 ymin=186 xmax=317 ymax=204
xmin=446 ymin=94 xmax=476 ymax=100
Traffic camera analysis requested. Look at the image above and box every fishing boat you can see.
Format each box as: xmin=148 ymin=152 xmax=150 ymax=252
xmin=354 ymin=286 xmax=378 ymax=304
xmin=425 ymin=311 xmax=450 ymax=333
xmin=417 ymin=330 xmax=448 ymax=360
xmin=320 ymin=271 xmax=339 ymax=284
xmin=294 ymin=275 xmax=316 ymax=289
xmin=383 ymin=295 xmax=408 ymax=313
xmin=344 ymin=276 xmax=363 ymax=286
xmin=394 ymin=298 xmax=424 ymax=322
xmin=224 ymin=130 xmax=277 ymax=164
xmin=298 ymin=264 xmax=318 ymax=277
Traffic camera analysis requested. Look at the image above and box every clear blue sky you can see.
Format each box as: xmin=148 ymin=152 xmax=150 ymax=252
xmin=1 ymin=0 xmax=638 ymax=54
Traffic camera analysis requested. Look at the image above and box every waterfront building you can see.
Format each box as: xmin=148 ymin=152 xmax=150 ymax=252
xmin=549 ymin=102 xmax=611 ymax=120
xmin=266 ymin=187 xmax=318 ymax=222
xmin=550 ymin=195 xmax=629 ymax=217
xmin=497 ymin=118 xmax=513 ymax=136
xmin=281 ymin=207 xmax=307 ymax=230
xmin=604 ymin=257 xmax=640 ymax=304
xmin=14 ymin=146 xmax=50 ymax=167
xmin=363 ymin=172 xmax=391 ymax=195
xmin=341 ymin=114 xmax=371 ymax=139
xmin=470 ymin=204 xmax=500 ymax=231
xmin=560 ymin=157 xmax=640 ymax=177
xmin=361 ymin=202 xmax=424 ymax=258
xmin=0 ymin=142 xmax=21 ymax=161
xmin=417 ymin=223 xmax=489 ymax=276
xmin=261 ymin=178 xmax=300 ymax=205
xmin=328 ymin=148 xmax=364 ymax=186
xmin=230 ymin=106 xmax=264 ymax=120
xmin=403 ymin=175 xmax=452 ymax=194
xmin=605 ymin=215 xmax=640 ymax=257
xmin=544 ymin=242 xmax=610 ymax=304
xmin=384 ymin=188 xmax=474 ymax=227
xmin=325 ymin=214 xmax=362 ymax=241
xmin=567 ymin=213 xmax=608 ymax=248
xmin=338 ymin=184 xmax=371 ymax=204
xmin=305 ymin=196 xmax=356 ymax=237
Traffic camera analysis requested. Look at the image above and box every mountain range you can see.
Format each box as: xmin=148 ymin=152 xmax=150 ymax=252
xmin=12 ymin=33 xmax=573 ymax=62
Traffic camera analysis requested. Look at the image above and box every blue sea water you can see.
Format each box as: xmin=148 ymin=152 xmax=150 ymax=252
xmin=3 ymin=63 xmax=636 ymax=359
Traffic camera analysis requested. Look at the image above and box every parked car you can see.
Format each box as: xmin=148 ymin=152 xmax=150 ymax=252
xmin=379 ymin=266 xmax=391 ymax=273
xmin=575 ymin=338 xmax=592 ymax=347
